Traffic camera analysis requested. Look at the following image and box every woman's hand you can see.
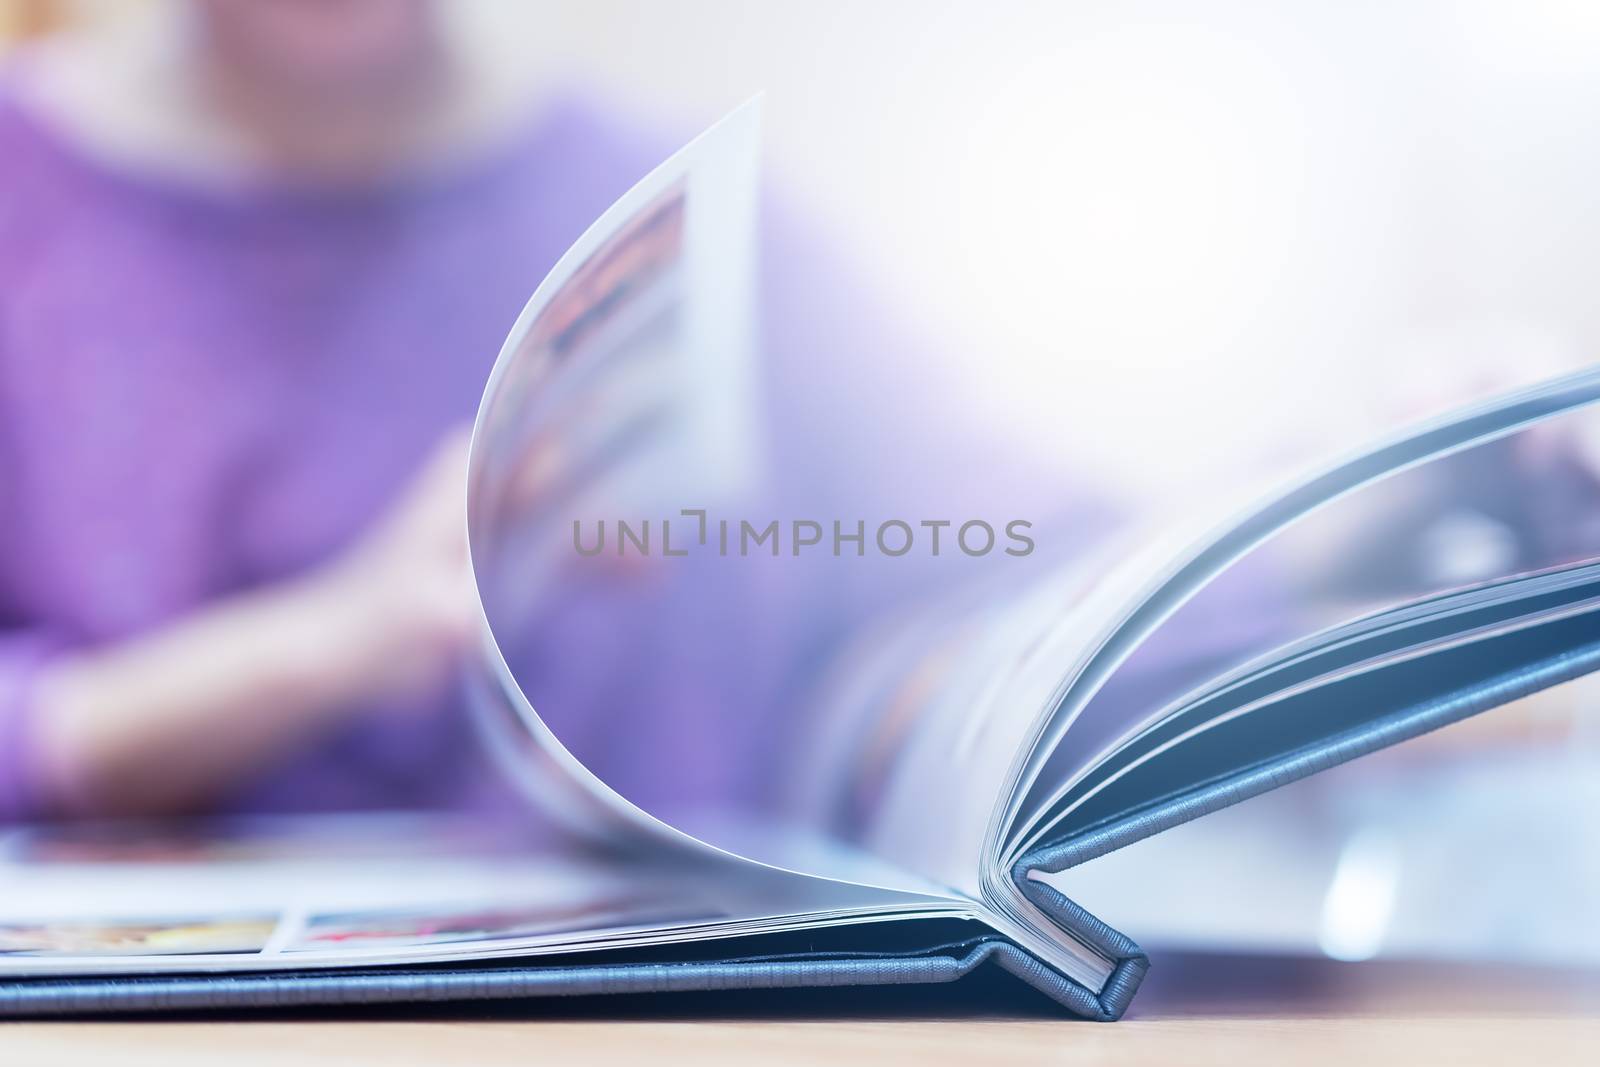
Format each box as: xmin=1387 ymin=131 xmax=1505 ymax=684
xmin=311 ymin=429 xmax=478 ymax=709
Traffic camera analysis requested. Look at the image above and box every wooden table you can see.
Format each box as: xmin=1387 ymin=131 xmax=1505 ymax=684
xmin=3 ymin=952 xmax=1596 ymax=1065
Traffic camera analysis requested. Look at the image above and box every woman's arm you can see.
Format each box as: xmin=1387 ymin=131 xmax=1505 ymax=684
xmin=25 ymin=433 xmax=475 ymax=819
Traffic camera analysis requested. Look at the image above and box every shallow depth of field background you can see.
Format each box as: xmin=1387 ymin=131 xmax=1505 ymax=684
xmin=11 ymin=0 xmax=1600 ymax=507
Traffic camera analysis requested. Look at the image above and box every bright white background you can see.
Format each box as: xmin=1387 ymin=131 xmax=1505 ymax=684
xmin=484 ymin=0 xmax=1600 ymax=506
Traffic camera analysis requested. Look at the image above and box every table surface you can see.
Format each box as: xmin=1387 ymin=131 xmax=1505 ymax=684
xmin=4 ymin=952 xmax=1597 ymax=1066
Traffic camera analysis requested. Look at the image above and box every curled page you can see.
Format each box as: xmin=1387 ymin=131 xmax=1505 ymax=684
xmin=460 ymin=98 xmax=1097 ymax=918
xmin=466 ymin=101 xmax=764 ymax=847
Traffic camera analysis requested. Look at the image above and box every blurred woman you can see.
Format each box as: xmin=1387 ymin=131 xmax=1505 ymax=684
xmin=0 ymin=0 xmax=679 ymax=818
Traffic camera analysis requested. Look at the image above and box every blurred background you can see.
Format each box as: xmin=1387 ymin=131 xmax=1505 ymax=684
xmin=1 ymin=0 xmax=1597 ymax=987
xmin=8 ymin=0 xmax=1600 ymax=497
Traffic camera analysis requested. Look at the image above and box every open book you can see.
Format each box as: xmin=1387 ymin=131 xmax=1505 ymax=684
xmin=4 ymin=102 xmax=1600 ymax=1020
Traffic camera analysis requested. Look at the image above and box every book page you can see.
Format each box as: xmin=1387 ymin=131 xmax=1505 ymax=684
xmin=465 ymin=98 xmax=1080 ymax=895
